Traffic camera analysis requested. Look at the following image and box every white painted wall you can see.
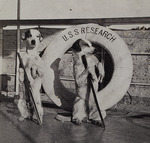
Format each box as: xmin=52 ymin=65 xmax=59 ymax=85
xmin=0 ymin=0 xmax=150 ymax=19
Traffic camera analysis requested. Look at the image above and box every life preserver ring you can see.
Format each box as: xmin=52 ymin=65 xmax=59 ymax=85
xmin=42 ymin=23 xmax=133 ymax=111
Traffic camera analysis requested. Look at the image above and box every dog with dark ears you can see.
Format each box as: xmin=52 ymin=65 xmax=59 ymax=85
xmin=56 ymin=38 xmax=106 ymax=125
xmin=18 ymin=29 xmax=62 ymax=122
xmin=17 ymin=29 xmax=44 ymax=122
xmin=71 ymin=38 xmax=106 ymax=125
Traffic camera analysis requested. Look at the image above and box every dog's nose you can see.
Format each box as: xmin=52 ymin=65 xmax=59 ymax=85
xmin=31 ymin=40 xmax=36 ymax=45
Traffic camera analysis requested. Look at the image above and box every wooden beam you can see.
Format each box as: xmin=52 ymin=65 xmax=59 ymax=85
xmin=15 ymin=0 xmax=21 ymax=95
xmin=0 ymin=17 xmax=150 ymax=26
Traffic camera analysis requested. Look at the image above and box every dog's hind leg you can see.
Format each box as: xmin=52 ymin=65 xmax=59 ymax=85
xmin=17 ymin=68 xmax=31 ymax=121
xmin=88 ymin=88 xmax=106 ymax=126
xmin=17 ymin=98 xmax=30 ymax=121
xmin=72 ymin=97 xmax=88 ymax=125
xmin=72 ymin=85 xmax=88 ymax=125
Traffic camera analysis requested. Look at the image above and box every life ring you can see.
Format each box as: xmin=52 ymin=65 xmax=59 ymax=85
xmin=42 ymin=23 xmax=133 ymax=111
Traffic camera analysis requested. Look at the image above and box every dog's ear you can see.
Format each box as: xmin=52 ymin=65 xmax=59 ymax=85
xmin=71 ymin=39 xmax=82 ymax=52
xmin=36 ymin=30 xmax=43 ymax=42
xmin=21 ymin=30 xmax=31 ymax=41
xmin=39 ymin=35 xmax=43 ymax=42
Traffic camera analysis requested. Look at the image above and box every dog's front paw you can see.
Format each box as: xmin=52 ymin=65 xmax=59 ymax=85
xmin=31 ymin=64 xmax=38 ymax=79
xmin=90 ymin=119 xmax=102 ymax=127
xmin=18 ymin=116 xmax=25 ymax=122
xmin=38 ymin=71 xmax=44 ymax=78
xmin=32 ymin=73 xmax=38 ymax=79
xmin=72 ymin=117 xmax=82 ymax=125
xmin=82 ymin=117 xmax=89 ymax=123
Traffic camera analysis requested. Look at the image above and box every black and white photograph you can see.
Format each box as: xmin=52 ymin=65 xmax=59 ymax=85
xmin=0 ymin=0 xmax=150 ymax=143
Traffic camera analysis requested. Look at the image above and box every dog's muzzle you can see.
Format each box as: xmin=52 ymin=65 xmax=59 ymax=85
xmin=31 ymin=40 xmax=36 ymax=45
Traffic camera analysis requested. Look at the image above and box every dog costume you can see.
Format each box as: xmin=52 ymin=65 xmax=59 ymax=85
xmin=17 ymin=29 xmax=44 ymax=122
xmin=56 ymin=39 xmax=106 ymax=125
xmin=71 ymin=39 xmax=106 ymax=125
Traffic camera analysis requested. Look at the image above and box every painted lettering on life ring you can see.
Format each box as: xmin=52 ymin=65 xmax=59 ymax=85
xmin=62 ymin=26 xmax=117 ymax=43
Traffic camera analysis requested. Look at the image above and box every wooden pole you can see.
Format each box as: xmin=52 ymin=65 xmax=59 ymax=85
xmin=100 ymin=48 xmax=105 ymax=90
xmin=0 ymin=27 xmax=3 ymax=93
xmin=15 ymin=0 xmax=21 ymax=95
xmin=89 ymin=76 xmax=105 ymax=128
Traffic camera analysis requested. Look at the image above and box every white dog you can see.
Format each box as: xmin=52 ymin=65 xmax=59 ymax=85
xmin=56 ymin=39 xmax=106 ymax=125
xmin=18 ymin=29 xmax=61 ymax=122
xmin=18 ymin=29 xmax=44 ymax=122
xmin=71 ymin=38 xmax=106 ymax=125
